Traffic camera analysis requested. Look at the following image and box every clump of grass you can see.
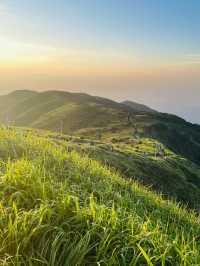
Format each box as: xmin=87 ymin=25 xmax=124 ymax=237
xmin=0 ymin=128 xmax=200 ymax=265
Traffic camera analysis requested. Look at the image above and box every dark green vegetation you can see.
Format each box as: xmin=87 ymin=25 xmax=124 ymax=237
xmin=69 ymin=138 xmax=200 ymax=209
xmin=1 ymin=127 xmax=200 ymax=265
xmin=1 ymin=90 xmax=200 ymax=165
xmin=122 ymin=100 xmax=157 ymax=113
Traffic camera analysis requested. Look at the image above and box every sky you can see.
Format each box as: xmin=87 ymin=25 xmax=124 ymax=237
xmin=0 ymin=0 xmax=200 ymax=123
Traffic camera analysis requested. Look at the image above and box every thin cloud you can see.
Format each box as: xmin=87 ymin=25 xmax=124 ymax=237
xmin=187 ymin=54 xmax=200 ymax=58
xmin=0 ymin=1 xmax=8 ymax=15
xmin=181 ymin=54 xmax=200 ymax=64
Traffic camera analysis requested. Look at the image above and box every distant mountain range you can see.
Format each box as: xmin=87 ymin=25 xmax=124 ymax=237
xmin=1 ymin=89 xmax=200 ymax=165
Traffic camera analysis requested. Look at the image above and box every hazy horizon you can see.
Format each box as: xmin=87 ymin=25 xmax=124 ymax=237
xmin=0 ymin=1 xmax=200 ymax=123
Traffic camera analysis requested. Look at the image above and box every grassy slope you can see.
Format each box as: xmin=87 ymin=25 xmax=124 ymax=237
xmin=1 ymin=90 xmax=200 ymax=166
xmin=75 ymin=140 xmax=200 ymax=209
xmin=1 ymin=91 xmax=200 ymax=210
xmin=1 ymin=127 xmax=200 ymax=265
xmin=0 ymin=90 xmax=37 ymax=122
xmin=122 ymin=100 xmax=157 ymax=113
xmin=43 ymin=131 xmax=200 ymax=210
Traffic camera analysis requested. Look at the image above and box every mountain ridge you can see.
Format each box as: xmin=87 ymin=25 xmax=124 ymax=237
xmin=1 ymin=90 xmax=200 ymax=165
xmin=121 ymin=100 xmax=157 ymax=113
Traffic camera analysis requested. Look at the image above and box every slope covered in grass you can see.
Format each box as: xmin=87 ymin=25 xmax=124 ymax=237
xmin=1 ymin=90 xmax=200 ymax=165
xmin=64 ymin=138 xmax=200 ymax=210
xmin=32 ymin=129 xmax=200 ymax=210
xmin=0 ymin=127 xmax=200 ymax=265
xmin=122 ymin=100 xmax=157 ymax=113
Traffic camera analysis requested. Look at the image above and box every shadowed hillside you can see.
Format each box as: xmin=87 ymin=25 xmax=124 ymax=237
xmin=122 ymin=100 xmax=157 ymax=113
xmin=1 ymin=90 xmax=200 ymax=165
xmin=31 ymin=129 xmax=200 ymax=210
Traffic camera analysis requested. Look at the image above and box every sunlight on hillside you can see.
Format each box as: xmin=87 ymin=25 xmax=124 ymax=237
xmin=0 ymin=127 xmax=199 ymax=265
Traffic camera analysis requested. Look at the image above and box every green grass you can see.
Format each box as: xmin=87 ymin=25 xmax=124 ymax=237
xmin=0 ymin=127 xmax=200 ymax=265
xmin=48 ymin=133 xmax=200 ymax=210
xmin=2 ymin=89 xmax=200 ymax=166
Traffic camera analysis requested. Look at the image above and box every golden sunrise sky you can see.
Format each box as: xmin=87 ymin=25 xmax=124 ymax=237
xmin=0 ymin=1 xmax=200 ymax=122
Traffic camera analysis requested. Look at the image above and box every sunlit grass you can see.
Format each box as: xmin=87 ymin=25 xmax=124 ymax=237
xmin=0 ymin=127 xmax=200 ymax=265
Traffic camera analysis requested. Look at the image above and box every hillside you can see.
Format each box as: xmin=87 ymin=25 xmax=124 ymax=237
xmin=25 ymin=128 xmax=199 ymax=210
xmin=1 ymin=90 xmax=200 ymax=165
xmin=1 ymin=127 xmax=200 ymax=265
xmin=70 ymin=138 xmax=200 ymax=209
xmin=122 ymin=100 xmax=157 ymax=113
xmin=1 ymin=90 xmax=200 ymax=210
